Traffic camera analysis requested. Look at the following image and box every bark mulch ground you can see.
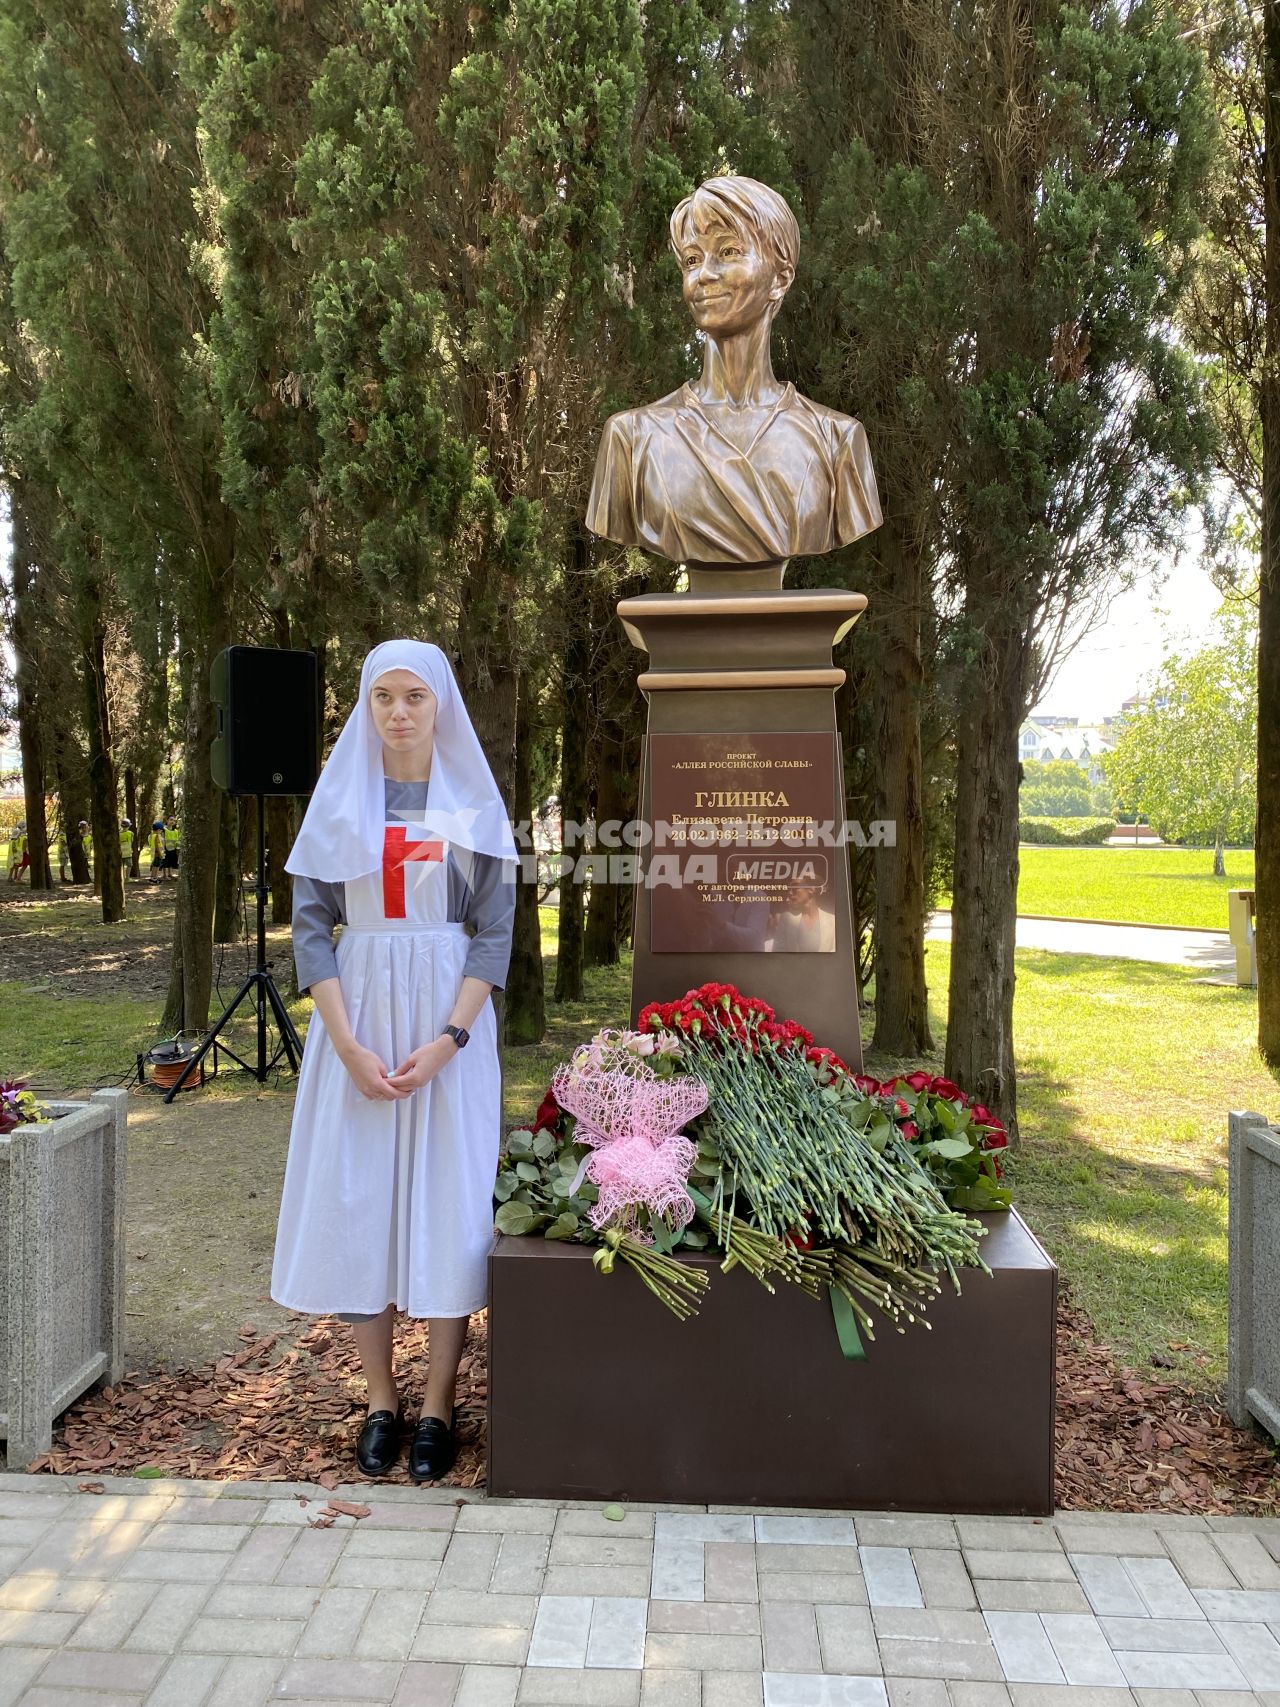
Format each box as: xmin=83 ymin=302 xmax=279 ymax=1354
xmin=19 ymin=1290 xmax=1280 ymax=1510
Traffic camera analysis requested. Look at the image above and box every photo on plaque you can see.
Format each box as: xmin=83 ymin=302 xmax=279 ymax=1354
xmin=647 ymin=732 xmax=840 ymax=954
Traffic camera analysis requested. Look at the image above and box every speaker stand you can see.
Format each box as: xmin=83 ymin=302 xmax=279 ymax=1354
xmin=164 ymin=795 xmax=304 ymax=1102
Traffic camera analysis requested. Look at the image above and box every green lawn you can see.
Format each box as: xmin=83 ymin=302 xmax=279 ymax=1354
xmin=1011 ymin=846 xmax=1255 ymax=931
xmin=5 ymin=898 xmax=1271 ymax=1389
xmin=918 ymin=940 xmax=1267 ymax=1387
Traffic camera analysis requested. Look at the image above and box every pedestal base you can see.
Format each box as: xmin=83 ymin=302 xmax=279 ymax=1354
xmin=487 ymin=1210 xmax=1057 ymax=1514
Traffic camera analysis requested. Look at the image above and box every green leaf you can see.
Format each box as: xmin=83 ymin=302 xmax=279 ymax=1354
xmin=532 ymin=1131 xmax=558 ymax=1159
xmin=544 ymin=1212 xmax=579 ymax=1240
xmin=515 ymin=1160 xmax=542 ymax=1182
xmin=506 ymin=1132 xmax=532 ymax=1158
xmin=132 ymin=1466 xmax=167 ymax=1479
xmin=494 ymin=1171 xmax=518 ymax=1203
xmin=923 ymin=1137 xmax=974 ymax=1161
xmin=495 ymin=1200 xmax=541 ymax=1236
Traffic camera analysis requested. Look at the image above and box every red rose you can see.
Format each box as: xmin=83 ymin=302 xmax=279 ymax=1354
xmin=901 ymin=1121 xmax=919 ymax=1140
xmin=982 ymin=1125 xmax=1009 ymax=1151
xmin=531 ymin=1089 xmax=561 ymax=1134
xmin=930 ymin=1077 xmax=961 ymax=1100
xmin=894 ymin=1097 xmax=911 ymax=1118
xmin=904 ymin=1071 xmax=931 ymax=1092
xmin=853 ymin=1075 xmax=882 ymax=1095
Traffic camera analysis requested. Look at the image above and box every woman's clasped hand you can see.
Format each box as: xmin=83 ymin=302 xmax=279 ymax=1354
xmin=335 ymin=1036 xmax=455 ymax=1099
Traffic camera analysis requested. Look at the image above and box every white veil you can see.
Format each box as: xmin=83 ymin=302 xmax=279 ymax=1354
xmin=285 ymin=639 xmax=519 ymax=883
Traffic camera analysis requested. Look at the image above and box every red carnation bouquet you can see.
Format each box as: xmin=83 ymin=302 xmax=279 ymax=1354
xmin=503 ymin=982 xmax=1007 ymax=1342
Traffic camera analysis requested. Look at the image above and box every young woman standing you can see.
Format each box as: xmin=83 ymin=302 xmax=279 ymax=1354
xmin=271 ymin=640 xmax=517 ymax=1481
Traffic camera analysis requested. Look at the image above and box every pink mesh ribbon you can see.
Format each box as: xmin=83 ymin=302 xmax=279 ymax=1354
xmin=551 ymin=1053 xmax=709 ymax=1241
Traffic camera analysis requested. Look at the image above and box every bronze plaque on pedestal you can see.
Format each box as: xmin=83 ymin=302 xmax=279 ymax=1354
xmin=648 ymin=732 xmax=839 ymax=954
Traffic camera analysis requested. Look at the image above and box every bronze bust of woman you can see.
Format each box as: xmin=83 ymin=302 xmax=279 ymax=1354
xmin=587 ymin=175 xmax=882 ymax=568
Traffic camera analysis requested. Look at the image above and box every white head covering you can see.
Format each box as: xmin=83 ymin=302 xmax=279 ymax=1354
xmin=285 ymin=639 xmax=519 ymax=882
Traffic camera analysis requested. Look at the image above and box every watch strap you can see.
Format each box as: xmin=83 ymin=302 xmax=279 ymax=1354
xmin=444 ymin=1024 xmax=470 ymax=1049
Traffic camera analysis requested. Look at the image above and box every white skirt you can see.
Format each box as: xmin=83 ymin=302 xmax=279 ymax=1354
xmin=270 ymin=921 xmax=501 ymax=1318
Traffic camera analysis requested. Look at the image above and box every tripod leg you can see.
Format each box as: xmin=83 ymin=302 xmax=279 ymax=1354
xmin=264 ymin=974 xmax=304 ymax=1071
xmin=163 ymin=974 xmax=259 ymax=1103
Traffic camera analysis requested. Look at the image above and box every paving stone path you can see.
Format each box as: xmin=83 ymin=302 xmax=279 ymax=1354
xmin=2 ymin=1475 xmax=1280 ymax=1706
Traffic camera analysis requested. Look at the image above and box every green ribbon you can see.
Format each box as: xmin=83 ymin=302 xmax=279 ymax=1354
xmin=829 ymin=1284 xmax=868 ymax=1361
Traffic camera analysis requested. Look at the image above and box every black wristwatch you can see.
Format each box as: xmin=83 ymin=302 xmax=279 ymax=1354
xmin=443 ymin=1024 xmax=470 ymax=1050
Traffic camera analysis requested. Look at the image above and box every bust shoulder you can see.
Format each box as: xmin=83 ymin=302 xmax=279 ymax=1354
xmin=790 ymin=391 xmax=867 ymax=443
xmin=601 ymin=387 xmax=690 ymax=442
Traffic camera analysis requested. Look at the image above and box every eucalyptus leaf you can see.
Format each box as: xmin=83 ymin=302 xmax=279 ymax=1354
xmin=507 ymin=1132 xmax=532 ymax=1158
xmin=495 ymin=1200 xmax=540 ymax=1236
xmin=494 ymin=1172 xmax=518 ymax=1203
xmin=515 ymin=1160 xmax=542 ymax=1182
xmin=924 ymin=1137 xmax=974 ymax=1160
xmin=532 ymin=1131 xmax=558 ymax=1159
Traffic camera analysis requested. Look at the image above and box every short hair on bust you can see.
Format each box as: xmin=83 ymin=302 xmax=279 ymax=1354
xmin=669 ymin=176 xmax=800 ymax=282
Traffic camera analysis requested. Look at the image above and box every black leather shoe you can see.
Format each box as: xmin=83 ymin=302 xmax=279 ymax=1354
xmin=356 ymin=1404 xmax=403 ymax=1477
xmin=408 ymin=1409 xmax=456 ymax=1483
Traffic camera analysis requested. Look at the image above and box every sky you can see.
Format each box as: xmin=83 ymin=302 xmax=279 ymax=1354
xmin=1029 ymin=544 xmax=1228 ymax=727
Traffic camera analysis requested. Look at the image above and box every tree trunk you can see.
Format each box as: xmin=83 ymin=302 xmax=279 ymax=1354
xmin=584 ymin=718 xmax=630 ymax=967
xmin=870 ymin=525 xmax=932 ymax=1056
xmin=1258 ymin=0 xmax=1280 ymax=1067
xmin=52 ymin=724 xmax=91 ymax=883
xmin=11 ymin=497 xmax=53 ymax=891
xmin=75 ymin=558 xmax=125 ymax=923
xmin=505 ymin=676 xmax=546 ymax=1045
xmin=555 ymin=535 xmax=591 ymax=1001
xmin=162 ymin=531 xmax=235 ymax=1034
xmin=1213 ymin=830 xmax=1226 ymax=879
xmin=944 ymin=614 xmax=1027 ymax=1130
xmin=267 ymin=795 xmax=291 ymax=925
xmin=213 ymin=790 xmax=240 ymax=944
xmin=125 ymin=768 xmax=140 ymax=877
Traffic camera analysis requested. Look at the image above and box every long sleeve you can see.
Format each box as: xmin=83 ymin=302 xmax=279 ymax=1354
xmin=450 ymin=850 xmax=516 ymax=991
xmin=292 ymin=874 xmax=347 ymax=995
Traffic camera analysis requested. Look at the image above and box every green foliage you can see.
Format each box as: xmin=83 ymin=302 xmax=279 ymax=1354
xmin=1104 ymin=609 xmax=1257 ymax=858
xmin=1019 ymin=816 xmax=1117 ymax=846
xmin=1020 ymin=759 xmax=1093 ymax=818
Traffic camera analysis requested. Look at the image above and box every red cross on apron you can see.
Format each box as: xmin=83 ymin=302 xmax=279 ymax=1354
xmin=381 ymin=825 xmax=445 ymax=919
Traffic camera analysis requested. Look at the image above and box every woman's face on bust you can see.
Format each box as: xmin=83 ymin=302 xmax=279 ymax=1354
xmin=370 ymin=669 xmax=438 ymax=768
xmin=678 ymin=216 xmax=787 ymax=338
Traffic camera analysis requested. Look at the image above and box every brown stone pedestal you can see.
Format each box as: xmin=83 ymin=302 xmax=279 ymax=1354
xmin=487 ymin=1209 xmax=1057 ymax=1514
xmin=618 ymin=581 xmax=867 ymax=1070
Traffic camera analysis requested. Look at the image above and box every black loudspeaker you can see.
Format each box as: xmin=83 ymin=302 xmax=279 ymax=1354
xmin=210 ymin=646 xmax=320 ymax=797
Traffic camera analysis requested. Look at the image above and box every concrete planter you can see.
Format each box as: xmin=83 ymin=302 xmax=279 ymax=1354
xmin=1 ymin=1088 xmax=128 ymax=1469
xmin=1228 ymin=1110 xmax=1280 ymax=1441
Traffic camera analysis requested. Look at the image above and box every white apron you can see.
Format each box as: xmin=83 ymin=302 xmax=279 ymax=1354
xmin=270 ymin=820 xmax=501 ymax=1318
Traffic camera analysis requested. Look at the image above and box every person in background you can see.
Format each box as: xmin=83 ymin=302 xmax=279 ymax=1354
xmin=57 ymin=822 xmax=71 ymax=883
xmin=8 ymin=823 xmax=28 ymax=883
xmin=164 ymin=813 xmax=181 ymax=873
xmin=77 ymin=819 xmax=93 ymax=879
xmin=120 ymin=819 xmax=134 ymax=882
xmin=149 ymin=819 xmax=169 ymax=881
